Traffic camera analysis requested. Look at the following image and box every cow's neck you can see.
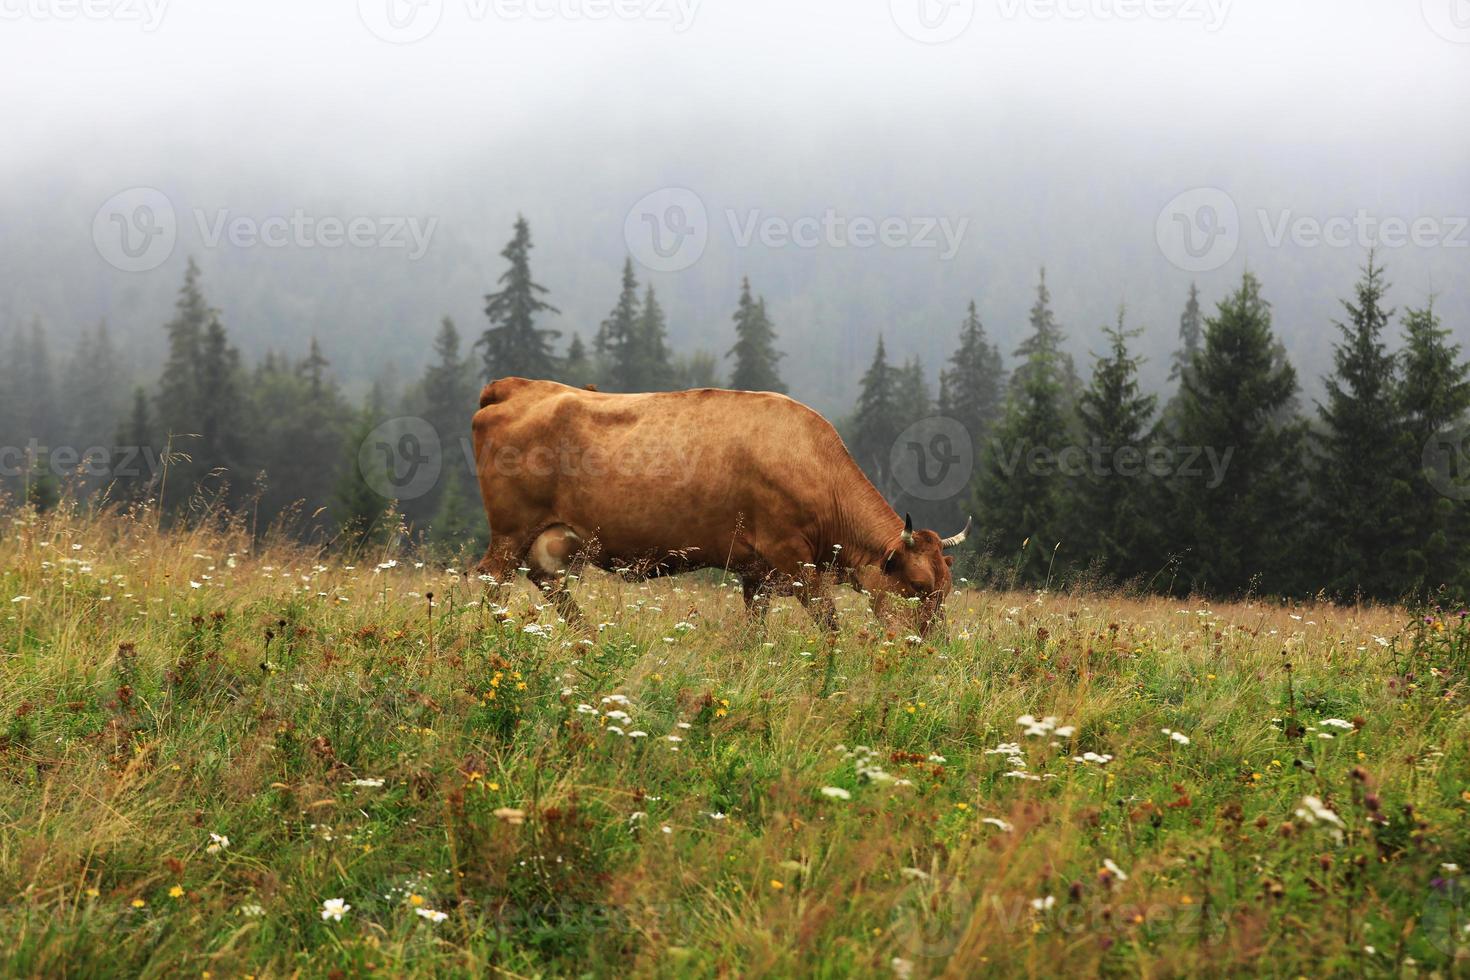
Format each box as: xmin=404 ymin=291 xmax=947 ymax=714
xmin=827 ymin=474 xmax=903 ymax=571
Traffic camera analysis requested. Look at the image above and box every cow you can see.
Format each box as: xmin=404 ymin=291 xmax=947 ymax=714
xmin=471 ymin=377 xmax=971 ymax=635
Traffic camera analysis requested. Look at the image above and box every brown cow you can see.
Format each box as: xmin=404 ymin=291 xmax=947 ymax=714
xmin=471 ymin=377 xmax=971 ymax=634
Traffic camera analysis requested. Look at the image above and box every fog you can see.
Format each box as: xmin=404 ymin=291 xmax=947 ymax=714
xmin=3 ymin=0 xmax=1467 ymax=414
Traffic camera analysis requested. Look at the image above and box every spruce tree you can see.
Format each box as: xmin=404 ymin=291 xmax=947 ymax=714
xmin=245 ymin=342 xmax=349 ymax=531
xmin=596 ymin=258 xmax=642 ymax=390
xmin=974 ymin=337 xmax=1072 ymax=585
xmin=415 ymin=317 xmax=477 ymax=526
xmin=1072 ymin=309 xmax=1159 ymax=580
xmin=1310 ymin=255 xmax=1413 ymax=600
xmin=673 ymin=350 xmax=721 ymax=389
xmin=1168 ymin=271 xmax=1307 ymax=595
xmin=1399 ymin=300 xmax=1470 ymax=596
xmin=561 ymin=333 xmax=595 ymax=388
xmin=1010 ymin=268 xmax=1079 ymax=403
xmin=196 ymin=313 xmax=245 ymax=484
xmin=335 ymin=405 xmax=392 ymax=546
xmin=111 ymin=387 xmax=156 ymax=499
xmin=896 ymin=357 xmax=932 ymax=429
xmin=157 ymin=258 xmax=211 ymax=444
xmin=478 ymin=215 xmax=560 ymax=380
xmin=939 ymin=300 xmax=1006 ymax=455
xmin=429 ymin=464 xmax=482 ymax=552
xmin=726 ymin=279 xmax=785 ymax=393
xmin=1169 ymin=283 xmax=1204 ymax=383
xmin=850 ymin=336 xmax=901 ymax=482
xmin=422 ymin=318 xmax=474 ymax=446
xmin=632 ymin=284 xmax=675 ymax=391
xmin=63 ymin=320 xmax=126 ymax=451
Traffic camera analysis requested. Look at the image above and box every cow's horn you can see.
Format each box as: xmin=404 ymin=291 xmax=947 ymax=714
xmin=902 ymin=513 xmax=914 ymax=546
xmin=941 ymin=517 xmax=972 ymax=549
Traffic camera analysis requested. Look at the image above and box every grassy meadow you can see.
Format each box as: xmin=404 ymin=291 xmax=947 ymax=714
xmin=2 ymin=500 xmax=1469 ymax=978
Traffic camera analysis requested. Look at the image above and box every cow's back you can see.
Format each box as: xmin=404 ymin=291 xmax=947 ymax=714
xmin=471 ymin=379 xmax=849 ymax=568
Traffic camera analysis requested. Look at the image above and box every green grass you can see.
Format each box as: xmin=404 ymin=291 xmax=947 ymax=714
xmin=2 ymin=500 xmax=1469 ymax=977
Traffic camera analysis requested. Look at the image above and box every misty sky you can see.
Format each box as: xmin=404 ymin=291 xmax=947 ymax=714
xmin=2 ymin=0 xmax=1468 ymax=413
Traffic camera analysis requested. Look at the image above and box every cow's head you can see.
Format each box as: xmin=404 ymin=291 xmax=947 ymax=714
xmin=856 ymin=513 xmax=971 ymax=636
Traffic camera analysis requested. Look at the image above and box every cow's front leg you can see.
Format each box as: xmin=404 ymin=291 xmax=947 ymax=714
xmin=741 ymin=575 xmax=772 ymax=628
xmin=795 ymin=573 xmax=839 ymax=639
xmin=477 ymin=533 xmax=527 ymax=606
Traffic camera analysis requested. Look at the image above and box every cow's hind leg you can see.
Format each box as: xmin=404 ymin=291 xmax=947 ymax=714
xmin=477 ymin=532 xmax=530 ymax=606
xmin=527 ymin=524 xmax=587 ymax=628
xmin=796 ymin=576 xmax=839 ymax=639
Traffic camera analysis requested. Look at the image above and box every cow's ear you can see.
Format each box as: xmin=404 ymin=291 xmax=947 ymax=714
xmin=882 ymin=550 xmax=899 ymax=573
xmin=944 ymin=555 xmax=955 ymax=568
